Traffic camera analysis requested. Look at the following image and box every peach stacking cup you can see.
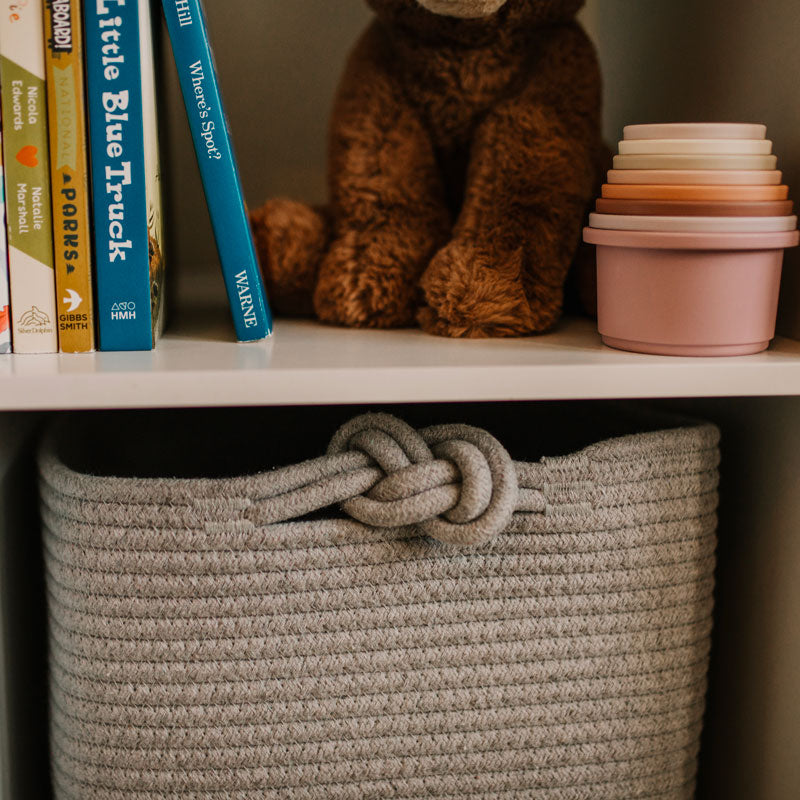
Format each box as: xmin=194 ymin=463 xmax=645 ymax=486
xmin=602 ymin=184 xmax=789 ymax=201
xmin=583 ymin=228 xmax=800 ymax=356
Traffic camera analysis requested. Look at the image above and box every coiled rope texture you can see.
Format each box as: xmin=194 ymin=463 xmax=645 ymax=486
xmin=41 ymin=413 xmax=720 ymax=799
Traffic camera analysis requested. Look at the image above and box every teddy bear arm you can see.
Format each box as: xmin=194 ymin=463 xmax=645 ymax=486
xmin=314 ymin=24 xmax=452 ymax=328
xmin=419 ymin=24 xmax=602 ymax=338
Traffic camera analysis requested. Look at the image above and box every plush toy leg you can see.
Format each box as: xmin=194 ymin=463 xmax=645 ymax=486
xmin=418 ymin=26 xmax=602 ymax=338
xmin=313 ymin=25 xmax=451 ymax=328
xmin=250 ymin=198 xmax=329 ymax=317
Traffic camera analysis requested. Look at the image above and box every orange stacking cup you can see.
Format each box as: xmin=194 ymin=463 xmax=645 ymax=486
xmin=595 ymin=199 xmax=794 ymax=217
xmin=606 ymin=169 xmax=782 ymax=185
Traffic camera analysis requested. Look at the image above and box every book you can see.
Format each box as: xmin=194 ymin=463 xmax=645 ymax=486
xmin=44 ymin=0 xmax=96 ymax=353
xmin=161 ymin=0 xmax=272 ymax=342
xmin=84 ymin=0 xmax=166 ymax=351
xmin=0 ymin=118 xmax=10 ymax=353
xmin=0 ymin=2 xmax=59 ymax=353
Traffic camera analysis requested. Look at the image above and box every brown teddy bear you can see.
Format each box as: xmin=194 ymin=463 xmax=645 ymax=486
xmin=250 ymin=0 xmax=604 ymax=337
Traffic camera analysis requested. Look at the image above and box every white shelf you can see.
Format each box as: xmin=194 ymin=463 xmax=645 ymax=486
xmin=2 ymin=305 xmax=800 ymax=409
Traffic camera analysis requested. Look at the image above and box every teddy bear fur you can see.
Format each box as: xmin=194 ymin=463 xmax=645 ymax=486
xmin=250 ymin=0 xmax=604 ymax=337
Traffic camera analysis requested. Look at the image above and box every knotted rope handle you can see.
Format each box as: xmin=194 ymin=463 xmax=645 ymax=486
xmin=327 ymin=414 xmax=518 ymax=546
xmin=39 ymin=413 xmax=519 ymax=547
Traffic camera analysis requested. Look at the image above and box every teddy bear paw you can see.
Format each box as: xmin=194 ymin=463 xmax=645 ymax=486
xmin=418 ymin=241 xmax=562 ymax=338
xmin=313 ymin=232 xmax=421 ymax=328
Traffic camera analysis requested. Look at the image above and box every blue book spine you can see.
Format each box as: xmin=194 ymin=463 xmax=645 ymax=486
xmin=161 ymin=0 xmax=272 ymax=341
xmin=85 ymin=0 xmax=159 ymax=351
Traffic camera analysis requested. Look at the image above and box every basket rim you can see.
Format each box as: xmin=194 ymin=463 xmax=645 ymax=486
xmin=38 ymin=412 xmax=720 ymax=499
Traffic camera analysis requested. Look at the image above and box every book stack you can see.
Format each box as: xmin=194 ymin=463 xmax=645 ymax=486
xmin=0 ymin=0 xmax=271 ymax=353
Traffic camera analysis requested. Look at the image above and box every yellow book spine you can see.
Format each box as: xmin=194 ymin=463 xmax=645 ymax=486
xmin=44 ymin=0 xmax=95 ymax=352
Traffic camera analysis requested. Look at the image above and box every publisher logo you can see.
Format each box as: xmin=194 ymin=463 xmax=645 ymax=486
xmin=111 ymin=301 xmax=136 ymax=321
xmin=19 ymin=306 xmax=54 ymax=336
xmin=63 ymin=289 xmax=83 ymax=312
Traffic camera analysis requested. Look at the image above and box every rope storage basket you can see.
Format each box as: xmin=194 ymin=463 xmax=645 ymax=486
xmin=40 ymin=406 xmax=720 ymax=799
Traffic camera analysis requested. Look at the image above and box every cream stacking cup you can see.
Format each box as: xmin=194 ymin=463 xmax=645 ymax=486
xmin=584 ymin=123 xmax=799 ymax=356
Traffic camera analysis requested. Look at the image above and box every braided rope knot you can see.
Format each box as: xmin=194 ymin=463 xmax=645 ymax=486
xmin=327 ymin=414 xmax=518 ymax=547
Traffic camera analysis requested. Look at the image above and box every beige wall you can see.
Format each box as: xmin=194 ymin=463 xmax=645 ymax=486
xmin=684 ymin=397 xmax=800 ymax=800
xmin=160 ymin=1 xmax=371 ymax=279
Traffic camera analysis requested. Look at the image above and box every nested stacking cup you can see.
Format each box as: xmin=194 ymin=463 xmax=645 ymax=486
xmin=584 ymin=123 xmax=799 ymax=355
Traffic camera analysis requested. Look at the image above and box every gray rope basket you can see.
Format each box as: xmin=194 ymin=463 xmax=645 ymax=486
xmin=40 ymin=408 xmax=720 ymax=799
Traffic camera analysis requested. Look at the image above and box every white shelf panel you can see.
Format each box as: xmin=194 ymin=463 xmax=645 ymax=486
xmin=2 ymin=313 xmax=800 ymax=410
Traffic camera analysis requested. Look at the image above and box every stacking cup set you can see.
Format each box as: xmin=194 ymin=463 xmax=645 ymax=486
xmin=584 ymin=123 xmax=799 ymax=356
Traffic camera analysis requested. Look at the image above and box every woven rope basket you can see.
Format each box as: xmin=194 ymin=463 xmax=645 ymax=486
xmin=40 ymin=407 xmax=720 ymax=800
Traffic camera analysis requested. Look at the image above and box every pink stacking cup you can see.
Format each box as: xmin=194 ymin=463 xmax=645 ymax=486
xmin=582 ymin=228 xmax=800 ymax=356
